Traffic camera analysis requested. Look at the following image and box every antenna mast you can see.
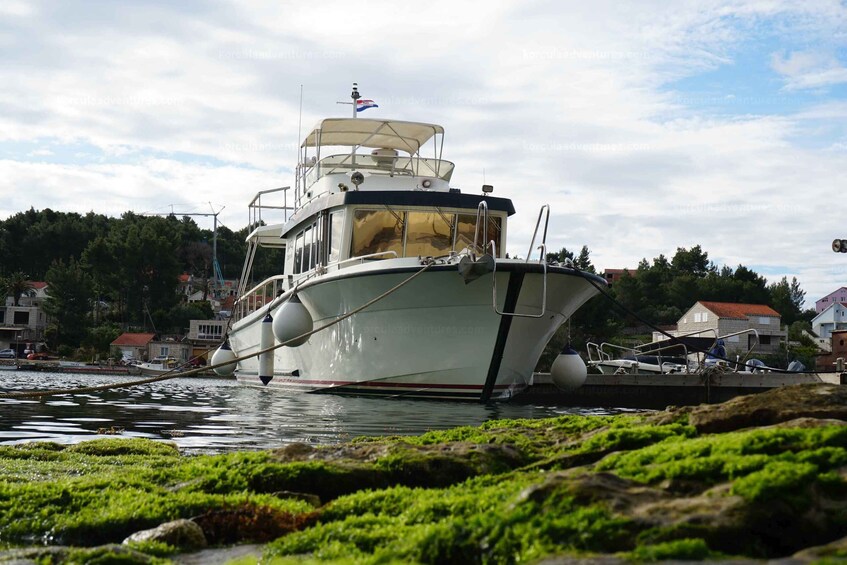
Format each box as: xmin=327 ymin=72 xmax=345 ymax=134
xmin=351 ymin=82 xmax=360 ymax=118
xmin=337 ymin=82 xmax=362 ymax=117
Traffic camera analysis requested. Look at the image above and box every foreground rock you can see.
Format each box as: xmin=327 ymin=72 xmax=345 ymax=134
xmin=659 ymin=383 xmax=847 ymax=433
xmin=122 ymin=519 xmax=206 ymax=550
xmin=0 ymin=383 xmax=846 ymax=563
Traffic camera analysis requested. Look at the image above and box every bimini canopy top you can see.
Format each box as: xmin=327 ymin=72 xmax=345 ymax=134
xmin=301 ymin=118 xmax=445 ymax=155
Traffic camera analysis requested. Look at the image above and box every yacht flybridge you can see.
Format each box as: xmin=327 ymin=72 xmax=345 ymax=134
xmin=212 ymin=85 xmax=606 ymax=401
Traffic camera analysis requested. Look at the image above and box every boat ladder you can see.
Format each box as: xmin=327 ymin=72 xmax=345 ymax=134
xmin=488 ymin=202 xmax=550 ymax=318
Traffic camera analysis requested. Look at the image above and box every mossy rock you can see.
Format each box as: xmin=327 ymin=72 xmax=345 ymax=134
xmin=686 ymin=384 xmax=847 ymax=433
xmin=3 ymin=388 xmax=847 ymax=562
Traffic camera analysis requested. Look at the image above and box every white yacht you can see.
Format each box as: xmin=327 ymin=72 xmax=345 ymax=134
xmin=217 ymin=86 xmax=606 ymax=401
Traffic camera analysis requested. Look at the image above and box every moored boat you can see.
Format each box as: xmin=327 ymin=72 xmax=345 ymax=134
xmin=218 ymin=85 xmax=606 ymax=401
xmin=134 ymin=356 xmax=184 ymax=377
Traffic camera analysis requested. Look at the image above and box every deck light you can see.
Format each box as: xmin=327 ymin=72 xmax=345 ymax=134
xmin=482 ymin=184 xmax=493 ymax=194
xmin=834 ymin=239 xmax=847 ymax=253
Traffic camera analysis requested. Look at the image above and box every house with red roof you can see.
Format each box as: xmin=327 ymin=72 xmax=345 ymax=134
xmin=675 ymin=301 xmax=785 ymax=356
xmin=601 ymin=268 xmax=634 ymax=286
xmin=110 ymin=332 xmax=156 ymax=363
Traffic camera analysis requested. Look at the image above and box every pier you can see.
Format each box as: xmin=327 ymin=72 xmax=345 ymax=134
xmin=524 ymin=371 xmax=846 ymax=409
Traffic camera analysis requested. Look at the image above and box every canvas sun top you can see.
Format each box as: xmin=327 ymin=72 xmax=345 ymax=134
xmin=301 ymin=118 xmax=444 ymax=155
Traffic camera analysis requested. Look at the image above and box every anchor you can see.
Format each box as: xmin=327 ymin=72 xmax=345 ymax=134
xmin=457 ymin=253 xmax=494 ymax=284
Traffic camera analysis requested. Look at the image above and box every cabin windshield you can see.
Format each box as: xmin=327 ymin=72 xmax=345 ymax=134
xmin=350 ymin=209 xmax=502 ymax=259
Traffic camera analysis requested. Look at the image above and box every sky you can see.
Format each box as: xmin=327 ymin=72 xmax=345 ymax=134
xmin=1 ymin=0 xmax=845 ymax=306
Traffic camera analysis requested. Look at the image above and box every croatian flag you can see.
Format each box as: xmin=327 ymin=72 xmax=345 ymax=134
xmin=356 ymin=99 xmax=379 ymax=112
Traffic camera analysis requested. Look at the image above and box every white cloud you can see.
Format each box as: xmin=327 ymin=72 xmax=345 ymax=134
xmin=771 ymin=50 xmax=847 ymax=90
xmin=1 ymin=0 xmax=846 ymax=306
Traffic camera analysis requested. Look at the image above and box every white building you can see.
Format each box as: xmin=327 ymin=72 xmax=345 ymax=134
xmin=812 ymin=302 xmax=847 ymax=341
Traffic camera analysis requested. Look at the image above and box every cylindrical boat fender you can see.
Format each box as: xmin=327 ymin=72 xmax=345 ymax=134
xmin=272 ymin=294 xmax=313 ymax=347
xmin=259 ymin=312 xmax=275 ymax=385
xmin=211 ymin=339 xmax=237 ymax=377
xmin=550 ymin=344 xmax=587 ymax=391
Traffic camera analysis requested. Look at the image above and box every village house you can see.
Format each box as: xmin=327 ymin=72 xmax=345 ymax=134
xmin=185 ymin=319 xmax=228 ymax=365
xmin=601 ymin=268 xmax=633 ymax=286
xmin=0 ymin=282 xmax=49 ymax=353
xmin=674 ymin=301 xmax=785 ymax=356
xmin=816 ymin=286 xmax=847 ymax=314
xmin=148 ymin=335 xmax=191 ymax=363
xmin=812 ymin=302 xmax=847 ymax=341
xmin=815 ymin=329 xmax=847 ymax=372
xmin=110 ymin=332 xmax=156 ymax=363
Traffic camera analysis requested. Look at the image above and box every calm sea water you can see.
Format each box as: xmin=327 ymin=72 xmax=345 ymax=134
xmin=1 ymin=370 xmax=627 ymax=454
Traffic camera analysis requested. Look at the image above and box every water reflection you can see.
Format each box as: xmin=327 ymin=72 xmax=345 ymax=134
xmin=1 ymin=370 xmax=626 ymax=454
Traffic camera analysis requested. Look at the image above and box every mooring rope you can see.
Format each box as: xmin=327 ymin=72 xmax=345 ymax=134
xmin=0 ymin=260 xmax=435 ymax=400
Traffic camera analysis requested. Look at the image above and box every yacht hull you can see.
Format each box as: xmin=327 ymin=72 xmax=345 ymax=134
xmin=229 ymin=262 xmax=601 ymax=401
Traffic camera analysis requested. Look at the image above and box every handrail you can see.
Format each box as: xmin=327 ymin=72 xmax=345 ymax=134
xmin=588 ymin=340 xmax=693 ymax=374
xmin=234 ymin=251 xmax=404 ymax=321
xmin=473 ymin=201 xmax=489 ymax=255
xmin=590 ymin=326 xmax=764 ymax=374
xmin=305 ymin=154 xmax=454 ymax=180
xmin=248 ymin=186 xmax=292 ymax=227
xmin=490 ymin=203 xmax=550 ymax=318
xmin=526 ymin=204 xmax=550 ymax=262
xmin=333 ymin=250 xmax=400 ymax=269
xmin=491 ymin=240 xmax=547 ymax=319
xmin=667 ymin=327 xmax=761 ymax=369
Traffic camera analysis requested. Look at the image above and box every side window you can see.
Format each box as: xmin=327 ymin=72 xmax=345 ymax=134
xmin=312 ymin=217 xmax=322 ymax=269
xmin=294 ymin=231 xmax=304 ymax=274
xmin=328 ymin=211 xmax=343 ymax=263
xmin=303 ymin=225 xmax=312 ymax=272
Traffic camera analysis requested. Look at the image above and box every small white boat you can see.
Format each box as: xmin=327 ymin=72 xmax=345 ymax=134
xmin=134 ymin=356 xmax=184 ymax=376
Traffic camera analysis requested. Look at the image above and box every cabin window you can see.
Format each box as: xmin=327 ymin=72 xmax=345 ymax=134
xmin=405 ymin=212 xmax=453 ymax=257
xmin=351 ymin=210 xmax=405 ymax=258
xmin=305 ymin=225 xmax=315 ymax=272
xmin=294 ymin=232 xmax=304 ymax=274
xmin=455 ymin=214 xmax=501 ymax=257
xmin=328 ymin=211 xmax=343 ymax=263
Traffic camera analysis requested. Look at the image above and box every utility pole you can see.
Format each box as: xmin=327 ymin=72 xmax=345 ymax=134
xmin=145 ymin=204 xmax=226 ymax=298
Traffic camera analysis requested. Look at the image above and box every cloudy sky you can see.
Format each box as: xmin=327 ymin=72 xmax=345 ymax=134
xmin=1 ymin=0 xmax=845 ymax=305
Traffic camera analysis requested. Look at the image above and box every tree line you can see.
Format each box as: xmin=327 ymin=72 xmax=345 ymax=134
xmin=0 ymin=208 xmax=281 ymax=357
xmin=1 ymin=209 xmax=814 ymax=362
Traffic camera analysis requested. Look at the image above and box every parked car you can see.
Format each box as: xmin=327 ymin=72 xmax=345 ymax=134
xmin=0 ymin=349 xmax=16 ymax=359
xmin=27 ymin=352 xmax=49 ymax=361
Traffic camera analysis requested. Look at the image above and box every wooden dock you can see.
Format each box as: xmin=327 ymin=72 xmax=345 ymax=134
xmin=521 ymin=371 xmax=846 ymax=409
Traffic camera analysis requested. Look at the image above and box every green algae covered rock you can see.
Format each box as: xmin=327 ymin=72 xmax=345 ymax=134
xmin=0 ymin=384 xmax=846 ymax=563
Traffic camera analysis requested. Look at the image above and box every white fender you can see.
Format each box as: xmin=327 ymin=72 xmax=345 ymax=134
xmin=272 ymin=294 xmax=313 ymax=347
xmin=259 ymin=312 xmax=275 ymax=385
xmin=550 ymin=345 xmax=587 ymax=391
xmin=211 ymin=340 xmax=237 ymax=377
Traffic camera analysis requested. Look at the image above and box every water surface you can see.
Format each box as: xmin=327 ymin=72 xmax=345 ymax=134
xmin=1 ymin=370 xmax=629 ymax=454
